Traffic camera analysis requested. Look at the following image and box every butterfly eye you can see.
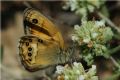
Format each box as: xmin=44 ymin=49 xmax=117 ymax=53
xmin=32 ymin=19 xmax=38 ymax=24
xmin=28 ymin=53 xmax=32 ymax=56
xmin=38 ymin=39 xmax=43 ymax=43
xmin=28 ymin=47 xmax=32 ymax=51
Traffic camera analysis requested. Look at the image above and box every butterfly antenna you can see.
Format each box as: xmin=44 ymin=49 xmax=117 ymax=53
xmin=23 ymin=1 xmax=32 ymax=8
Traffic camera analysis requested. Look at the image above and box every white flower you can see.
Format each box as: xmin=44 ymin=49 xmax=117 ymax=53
xmin=62 ymin=2 xmax=70 ymax=10
xmin=91 ymin=65 xmax=96 ymax=71
xmin=81 ymin=16 xmax=87 ymax=24
xmin=95 ymin=20 xmax=105 ymax=27
xmin=76 ymin=8 xmax=87 ymax=16
xmin=73 ymin=62 xmax=79 ymax=67
xmin=74 ymin=25 xmax=80 ymax=30
xmin=56 ymin=65 xmax=64 ymax=74
xmin=69 ymin=0 xmax=78 ymax=11
xmin=83 ymin=38 xmax=90 ymax=43
xmin=72 ymin=35 xmax=79 ymax=41
xmin=88 ymin=5 xmax=94 ymax=12
xmin=92 ymin=33 xmax=98 ymax=38
xmin=78 ymin=75 xmax=85 ymax=80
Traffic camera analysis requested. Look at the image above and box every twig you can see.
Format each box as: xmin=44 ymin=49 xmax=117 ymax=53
xmin=114 ymin=33 xmax=120 ymax=40
xmin=98 ymin=12 xmax=120 ymax=33
xmin=109 ymin=45 xmax=120 ymax=55
xmin=110 ymin=56 xmax=120 ymax=69
xmin=106 ymin=45 xmax=120 ymax=68
xmin=23 ymin=1 xmax=32 ymax=8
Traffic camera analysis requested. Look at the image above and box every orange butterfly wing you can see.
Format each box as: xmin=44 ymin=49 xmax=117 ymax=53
xmin=19 ymin=8 xmax=66 ymax=71
xmin=24 ymin=8 xmax=64 ymax=49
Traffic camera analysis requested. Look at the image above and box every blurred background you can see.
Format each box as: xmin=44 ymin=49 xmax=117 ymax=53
xmin=1 ymin=1 xmax=120 ymax=80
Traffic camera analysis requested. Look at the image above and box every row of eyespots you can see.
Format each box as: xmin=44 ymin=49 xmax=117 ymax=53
xmin=19 ymin=38 xmax=33 ymax=61
xmin=25 ymin=39 xmax=33 ymax=58
xmin=28 ymin=47 xmax=32 ymax=56
xmin=26 ymin=38 xmax=43 ymax=43
xmin=25 ymin=38 xmax=43 ymax=61
xmin=28 ymin=47 xmax=32 ymax=61
xmin=25 ymin=38 xmax=32 ymax=46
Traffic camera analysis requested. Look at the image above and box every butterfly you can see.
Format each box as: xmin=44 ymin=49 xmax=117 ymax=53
xmin=18 ymin=8 xmax=71 ymax=72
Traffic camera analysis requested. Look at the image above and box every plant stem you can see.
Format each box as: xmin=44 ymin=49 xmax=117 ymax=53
xmin=97 ymin=8 xmax=120 ymax=70
xmin=114 ymin=33 xmax=120 ymax=40
xmin=109 ymin=45 xmax=120 ymax=55
xmin=110 ymin=56 xmax=120 ymax=69
xmin=107 ymin=45 xmax=120 ymax=68
xmin=98 ymin=12 xmax=120 ymax=33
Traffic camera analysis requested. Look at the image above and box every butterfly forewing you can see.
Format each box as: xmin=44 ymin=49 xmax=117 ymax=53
xmin=23 ymin=8 xmax=64 ymax=49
